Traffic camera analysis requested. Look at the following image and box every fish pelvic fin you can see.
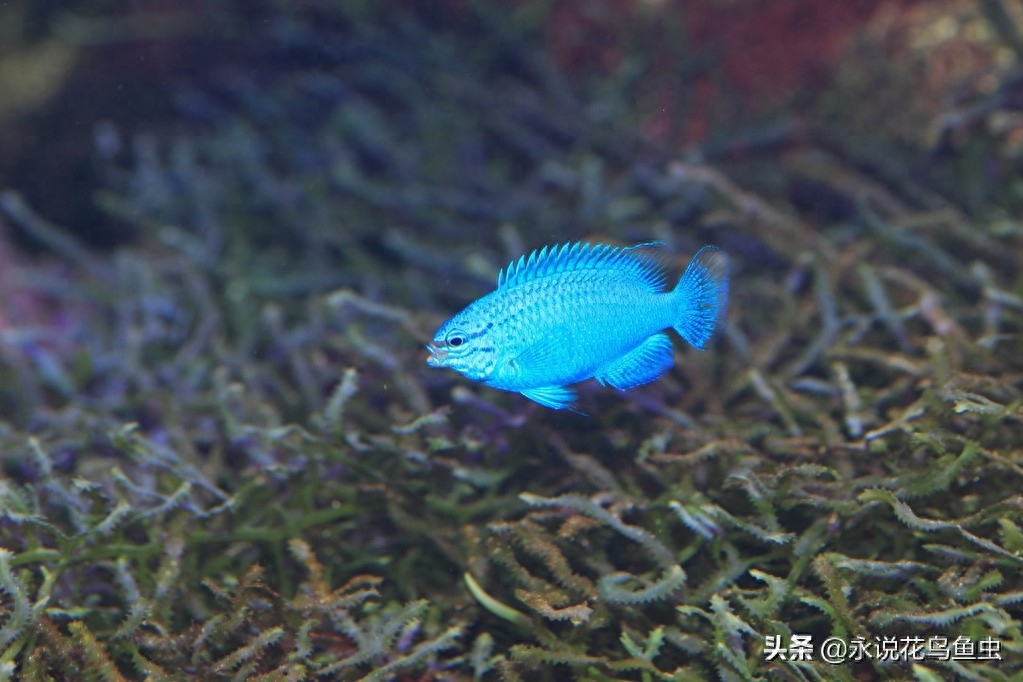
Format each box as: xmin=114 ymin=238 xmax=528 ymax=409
xmin=595 ymin=333 xmax=674 ymax=391
xmin=520 ymin=385 xmax=579 ymax=411
xmin=673 ymin=246 xmax=729 ymax=349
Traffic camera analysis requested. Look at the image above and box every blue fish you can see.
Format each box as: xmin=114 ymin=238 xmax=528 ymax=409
xmin=427 ymin=242 xmax=729 ymax=410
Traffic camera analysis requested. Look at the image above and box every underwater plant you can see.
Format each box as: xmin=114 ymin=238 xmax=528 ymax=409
xmin=0 ymin=1 xmax=1021 ymax=680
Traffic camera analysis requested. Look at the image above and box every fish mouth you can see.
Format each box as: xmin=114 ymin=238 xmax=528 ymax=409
xmin=426 ymin=342 xmax=448 ymax=367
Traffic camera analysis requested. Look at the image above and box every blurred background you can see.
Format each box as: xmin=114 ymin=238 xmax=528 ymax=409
xmin=3 ymin=0 xmax=1021 ymax=249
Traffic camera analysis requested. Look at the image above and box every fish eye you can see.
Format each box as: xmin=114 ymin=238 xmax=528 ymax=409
xmin=446 ymin=331 xmax=467 ymax=347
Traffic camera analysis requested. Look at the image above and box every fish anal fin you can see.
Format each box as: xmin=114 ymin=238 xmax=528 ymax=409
xmin=595 ymin=333 xmax=674 ymax=391
xmin=521 ymin=385 xmax=577 ymax=410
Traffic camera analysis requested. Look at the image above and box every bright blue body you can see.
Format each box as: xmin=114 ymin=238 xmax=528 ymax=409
xmin=427 ymin=242 xmax=729 ymax=410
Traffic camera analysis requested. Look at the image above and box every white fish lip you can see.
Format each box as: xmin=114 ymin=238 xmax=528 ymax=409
xmin=426 ymin=342 xmax=448 ymax=367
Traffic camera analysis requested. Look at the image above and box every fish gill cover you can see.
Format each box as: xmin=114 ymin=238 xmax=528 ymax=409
xmin=0 ymin=1 xmax=1020 ymax=680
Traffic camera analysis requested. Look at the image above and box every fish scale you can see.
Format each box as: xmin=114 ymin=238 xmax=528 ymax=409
xmin=427 ymin=241 xmax=729 ymax=411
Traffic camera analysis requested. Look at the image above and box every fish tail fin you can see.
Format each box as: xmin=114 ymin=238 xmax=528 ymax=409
xmin=672 ymin=246 xmax=729 ymax=349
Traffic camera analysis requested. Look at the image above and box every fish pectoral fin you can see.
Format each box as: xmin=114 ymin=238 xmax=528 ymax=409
xmin=510 ymin=331 xmax=566 ymax=376
xmin=521 ymin=385 xmax=577 ymax=410
xmin=595 ymin=333 xmax=674 ymax=391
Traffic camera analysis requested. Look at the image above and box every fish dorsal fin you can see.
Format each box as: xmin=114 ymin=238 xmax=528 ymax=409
xmin=497 ymin=242 xmax=669 ymax=291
